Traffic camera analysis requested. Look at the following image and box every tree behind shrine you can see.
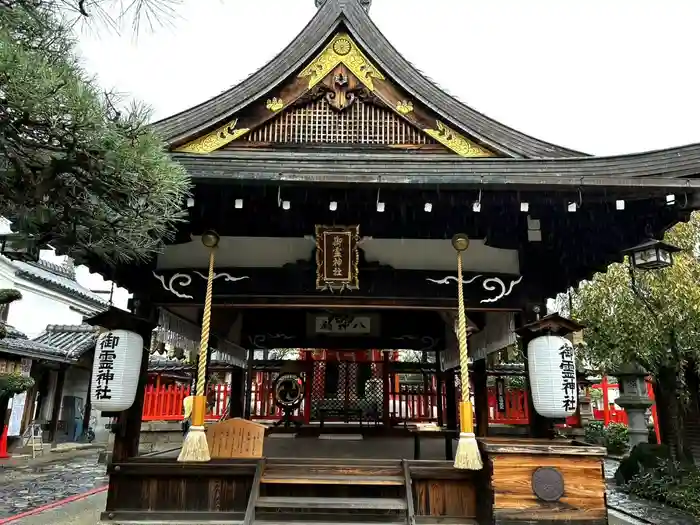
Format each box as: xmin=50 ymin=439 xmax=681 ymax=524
xmin=568 ymin=213 xmax=700 ymax=463
xmin=0 ymin=2 xmax=190 ymax=266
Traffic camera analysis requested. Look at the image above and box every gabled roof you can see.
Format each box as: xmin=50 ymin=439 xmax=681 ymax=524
xmin=153 ymin=0 xmax=585 ymax=159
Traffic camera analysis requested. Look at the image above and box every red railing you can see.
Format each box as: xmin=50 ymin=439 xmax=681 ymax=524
xmin=487 ymin=387 xmax=529 ymax=425
xmin=141 ymin=377 xmax=658 ymax=440
xmin=142 ymin=384 xmax=229 ymax=421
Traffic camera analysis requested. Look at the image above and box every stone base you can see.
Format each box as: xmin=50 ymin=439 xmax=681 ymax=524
xmin=139 ymin=421 xmax=185 ymax=454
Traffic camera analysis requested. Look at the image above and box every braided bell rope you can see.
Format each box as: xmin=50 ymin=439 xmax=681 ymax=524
xmin=196 ymin=247 xmax=216 ymax=397
xmin=456 ymin=250 xmax=471 ymax=403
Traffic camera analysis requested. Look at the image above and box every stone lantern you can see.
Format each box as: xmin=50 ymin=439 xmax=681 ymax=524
xmin=612 ymin=361 xmax=652 ymax=447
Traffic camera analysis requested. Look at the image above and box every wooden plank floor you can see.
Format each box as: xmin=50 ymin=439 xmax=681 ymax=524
xmin=156 ymin=435 xmax=455 ymax=461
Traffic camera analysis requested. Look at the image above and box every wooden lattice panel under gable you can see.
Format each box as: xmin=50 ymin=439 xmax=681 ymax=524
xmin=226 ymin=97 xmax=448 ymax=151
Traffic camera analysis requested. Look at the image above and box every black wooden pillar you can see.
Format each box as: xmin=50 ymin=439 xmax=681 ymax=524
xmin=243 ymin=348 xmax=254 ymax=419
xmin=444 ymin=368 xmax=458 ymax=431
xmin=382 ymin=352 xmax=391 ymax=427
xmin=435 ymin=354 xmax=444 ymax=427
xmin=472 ymin=358 xmax=489 ymax=437
xmin=228 ymin=365 xmax=245 ymax=419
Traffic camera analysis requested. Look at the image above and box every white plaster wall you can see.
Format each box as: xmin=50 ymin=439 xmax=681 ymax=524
xmin=6 ymin=289 xmax=85 ymax=339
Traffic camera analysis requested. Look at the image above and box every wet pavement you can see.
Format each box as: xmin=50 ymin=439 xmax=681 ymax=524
xmin=604 ymin=458 xmax=698 ymax=524
xmin=0 ymin=452 xmax=108 ymax=520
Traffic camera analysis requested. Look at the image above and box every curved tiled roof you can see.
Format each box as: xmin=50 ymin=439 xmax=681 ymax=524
xmin=171 ymin=146 xmax=700 ymax=187
xmin=33 ymin=324 xmax=100 ymax=360
xmin=0 ymin=325 xmax=74 ymax=363
xmin=11 ymin=259 xmax=109 ymax=308
xmin=152 ymin=0 xmax=584 ymax=159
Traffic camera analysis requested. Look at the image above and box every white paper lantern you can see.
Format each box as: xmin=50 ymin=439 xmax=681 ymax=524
xmin=90 ymin=329 xmax=144 ymax=412
xmin=527 ymin=335 xmax=578 ymax=418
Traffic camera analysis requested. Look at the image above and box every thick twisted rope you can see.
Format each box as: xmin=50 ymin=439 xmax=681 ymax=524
xmin=456 ymin=250 xmax=471 ymax=403
xmin=196 ymin=247 xmax=216 ymax=397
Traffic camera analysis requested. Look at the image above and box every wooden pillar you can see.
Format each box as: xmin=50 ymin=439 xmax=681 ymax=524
xmin=48 ymin=366 xmax=66 ymax=443
xmin=444 ymin=368 xmax=458 ymax=431
xmin=382 ymin=352 xmax=390 ymax=427
xmin=435 ymin=359 xmax=444 ymax=427
xmin=244 ymin=348 xmax=254 ymax=419
xmin=227 ymin=366 xmax=245 ymax=419
xmin=473 ymin=359 xmax=489 ymax=437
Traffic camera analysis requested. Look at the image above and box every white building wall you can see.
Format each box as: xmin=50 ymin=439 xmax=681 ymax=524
xmin=6 ymin=289 xmax=85 ymax=339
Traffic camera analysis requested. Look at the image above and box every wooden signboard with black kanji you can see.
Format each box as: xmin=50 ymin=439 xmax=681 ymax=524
xmin=206 ymin=417 xmax=265 ymax=459
xmin=315 ymin=225 xmax=360 ymax=292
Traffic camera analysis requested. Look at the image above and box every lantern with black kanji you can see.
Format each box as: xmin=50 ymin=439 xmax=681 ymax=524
xmin=90 ymin=329 xmax=144 ymax=412
xmin=527 ymin=335 xmax=578 ymax=418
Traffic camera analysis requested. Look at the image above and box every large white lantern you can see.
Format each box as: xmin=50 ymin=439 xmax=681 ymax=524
xmin=90 ymin=329 xmax=144 ymax=412
xmin=527 ymin=335 xmax=577 ymax=418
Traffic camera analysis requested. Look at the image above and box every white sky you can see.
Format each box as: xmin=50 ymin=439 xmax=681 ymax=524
xmin=58 ymin=0 xmax=700 ymax=311
xmin=74 ymin=0 xmax=700 ymax=156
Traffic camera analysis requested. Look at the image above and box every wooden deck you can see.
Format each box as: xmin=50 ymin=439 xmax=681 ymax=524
xmin=100 ymin=436 xmax=608 ymax=525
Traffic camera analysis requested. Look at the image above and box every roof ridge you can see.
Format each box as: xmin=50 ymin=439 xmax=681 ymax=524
xmin=152 ymin=1 xmax=583 ymax=158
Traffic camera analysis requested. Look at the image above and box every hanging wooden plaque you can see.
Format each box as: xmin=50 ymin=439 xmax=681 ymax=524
xmin=315 ymin=225 xmax=360 ymax=292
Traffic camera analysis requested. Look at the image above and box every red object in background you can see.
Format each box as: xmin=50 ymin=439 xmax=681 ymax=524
xmin=0 ymin=425 xmax=10 ymax=459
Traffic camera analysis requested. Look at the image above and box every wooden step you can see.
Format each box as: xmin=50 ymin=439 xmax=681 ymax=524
xmin=263 ymin=465 xmax=403 ymax=477
xmin=255 ymin=521 xmax=406 ymax=525
xmin=261 ymin=472 xmax=404 ymax=485
xmin=255 ymin=496 xmax=408 ymax=510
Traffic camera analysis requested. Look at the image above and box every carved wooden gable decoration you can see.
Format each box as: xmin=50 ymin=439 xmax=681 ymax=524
xmin=175 ymin=33 xmax=496 ymax=157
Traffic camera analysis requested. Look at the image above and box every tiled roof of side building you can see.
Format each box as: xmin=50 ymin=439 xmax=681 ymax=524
xmin=0 ymin=325 xmax=74 ymax=363
xmin=33 ymin=324 xmax=100 ymax=361
xmin=10 ymin=258 xmax=109 ymax=308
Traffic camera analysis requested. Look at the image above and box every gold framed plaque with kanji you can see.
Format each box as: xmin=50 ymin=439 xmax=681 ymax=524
xmin=315 ymin=225 xmax=360 ymax=292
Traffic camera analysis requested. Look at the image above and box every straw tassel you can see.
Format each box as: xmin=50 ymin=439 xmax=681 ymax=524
xmin=178 ymin=242 xmax=217 ymax=463
xmin=452 ymin=237 xmax=483 ymax=470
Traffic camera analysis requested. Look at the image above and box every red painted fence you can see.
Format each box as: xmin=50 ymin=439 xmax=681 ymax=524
xmin=142 ymin=384 xmax=229 ymax=421
xmin=142 ymin=378 xmax=659 ymax=442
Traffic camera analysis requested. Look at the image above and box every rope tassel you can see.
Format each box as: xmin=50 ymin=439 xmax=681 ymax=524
xmin=451 ymin=234 xmax=483 ymax=471
xmin=178 ymin=231 xmax=219 ymax=463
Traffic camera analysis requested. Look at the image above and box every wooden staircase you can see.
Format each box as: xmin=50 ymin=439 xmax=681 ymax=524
xmin=245 ymin=458 xmax=415 ymax=525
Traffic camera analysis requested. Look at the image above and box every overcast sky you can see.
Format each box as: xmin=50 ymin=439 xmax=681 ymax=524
xmin=74 ymin=0 xmax=700 ymax=156
xmin=64 ymin=0 xmax=700 ymax=308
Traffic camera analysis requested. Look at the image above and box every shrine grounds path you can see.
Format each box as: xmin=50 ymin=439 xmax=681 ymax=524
xmin=0 ymin=450 xmax=107 ymax=522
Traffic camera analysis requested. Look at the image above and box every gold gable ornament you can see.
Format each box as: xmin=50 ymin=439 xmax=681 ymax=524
xmin=299 ymin=33 xmax=385 ymax=91
xmin=424 ymin=121 xmax=495 ymax=158
xmin=175 ymin=118 xmax=250 ymax=154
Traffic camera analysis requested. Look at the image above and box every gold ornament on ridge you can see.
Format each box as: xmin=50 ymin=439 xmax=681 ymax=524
xmin=266 ymin=97 xmax=284 ymax=112
xmin=175 ymin=118 xmax=250 ymax=154
xmin=396 ymin=100 xmax=414 ymax=115
xmin=424 ymin=121 xmax=494 ymax=158
xmin=299 ymin=33 xmax=385 ymax=91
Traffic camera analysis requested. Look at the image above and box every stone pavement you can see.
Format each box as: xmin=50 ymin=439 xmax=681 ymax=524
xmin=0 ymin=451 xmax=108 ymax=520
xmin=8 ymin=491 xmax=107 ymax=525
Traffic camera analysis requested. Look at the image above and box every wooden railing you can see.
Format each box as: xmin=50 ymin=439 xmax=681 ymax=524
xmin=142 ymin=384 xmax=229 ymax=421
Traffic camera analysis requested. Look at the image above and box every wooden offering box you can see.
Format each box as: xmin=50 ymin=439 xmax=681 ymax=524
xmin=480 ymin=438 xmax=608 ymax=525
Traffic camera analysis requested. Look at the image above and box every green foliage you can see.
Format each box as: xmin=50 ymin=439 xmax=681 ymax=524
xmin=605 ymin=422 xmax=630 ymax=455
xmin=0 ymin=373 xmax=35 ymax=399
xmin=567 ymin=213 xmax=700 ymax=388
xmin=0 ymin=3 xmax=190 ymax=265
xmin=615 ymin=443 xmax=672 ymax=485
xmin=0 ymin=289 xmax=22 ymax=305
xmin=583 ymin=420 xmax=629 ymax=454
xmin=584 ymin=420 xmax=605 ymax=445
xmin=625 ymin=459 xmax=700 ymax=519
